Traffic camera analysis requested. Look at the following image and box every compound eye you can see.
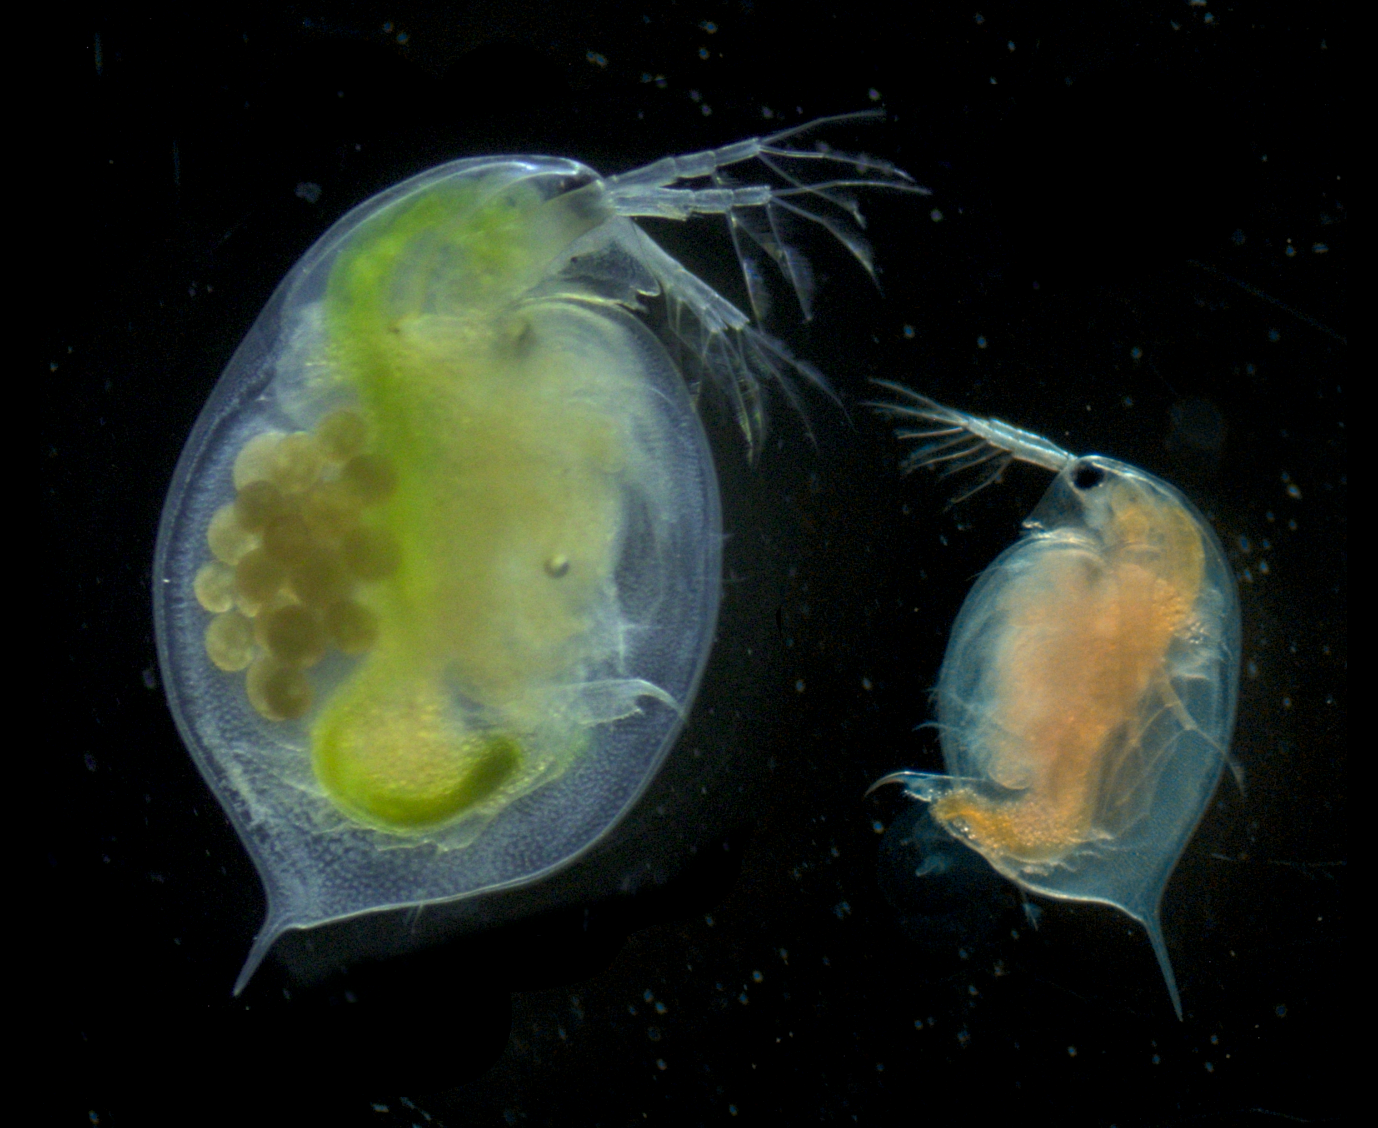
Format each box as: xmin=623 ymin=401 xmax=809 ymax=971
xmin=1072 ymin=461 xmax=1106 ymax=491
xmin=556 ymin=171 xmax=597 ymax=195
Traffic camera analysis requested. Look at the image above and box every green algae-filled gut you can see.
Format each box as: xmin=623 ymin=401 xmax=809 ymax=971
xmin=870 ymin=386 xmax=1241 ymax=1018
xmin=153 ymin=116 xmax=915 ymax=992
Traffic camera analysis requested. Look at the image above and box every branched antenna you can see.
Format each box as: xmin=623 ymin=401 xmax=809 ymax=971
xmin=602 ymin=114 xmax=924 ymax=457
xmin=605 ymin=110 xmax=928 ymax=325
xmin=867 ymin=380 xmax=1074 ymax=505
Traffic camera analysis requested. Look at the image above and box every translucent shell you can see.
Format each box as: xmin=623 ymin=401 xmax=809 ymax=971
xmin=154 ymin=117 xmax=915 ymax=993
xmin=871 ymin=389 xmax=1241 ymax=1018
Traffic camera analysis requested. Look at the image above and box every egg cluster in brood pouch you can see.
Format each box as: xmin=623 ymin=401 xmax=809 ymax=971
xmin=195 ymin=412 xmax=393 ymax=722
xmin=154 ymin=114 xmax=921 ymax=992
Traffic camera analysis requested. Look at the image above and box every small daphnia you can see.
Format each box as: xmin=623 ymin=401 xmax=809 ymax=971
xmin=154 ymin=115 xmax=919 ymax=993
xmin=870 ymin=385 xmax=1241 ymax=1018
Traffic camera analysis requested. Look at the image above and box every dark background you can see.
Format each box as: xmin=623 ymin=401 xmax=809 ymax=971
xmin=42 ymin=3 xmax=1345 ymax=1125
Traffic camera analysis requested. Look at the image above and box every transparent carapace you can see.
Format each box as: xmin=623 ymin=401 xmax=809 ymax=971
xmin=870 ymin=386 xmax=1241 ymax=1018
xmin=154 ymin=115 xmax=919 ymax=992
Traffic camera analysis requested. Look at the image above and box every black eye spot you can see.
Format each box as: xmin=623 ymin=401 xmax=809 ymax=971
xmin=1072 ymin=463 xmax=1105 ymax=490
xmin=557 ymin=171 xmax=597 ymax=194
